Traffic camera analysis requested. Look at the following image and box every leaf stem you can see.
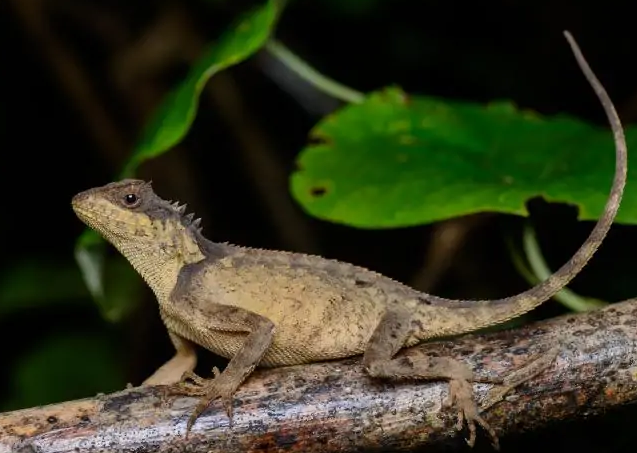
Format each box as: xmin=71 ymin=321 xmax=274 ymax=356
xmin=521 ymin=222 xmax=606 ymax=312
xmin=265 ymin=39 xmax=365 ymax=104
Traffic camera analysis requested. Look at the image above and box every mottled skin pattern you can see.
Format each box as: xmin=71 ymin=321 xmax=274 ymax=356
xmin=71 ymin=33 xmax=626 ymax=449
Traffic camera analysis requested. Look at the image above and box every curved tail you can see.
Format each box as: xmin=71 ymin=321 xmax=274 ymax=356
xmin=416 ymin=31 xmax=627 ymax=337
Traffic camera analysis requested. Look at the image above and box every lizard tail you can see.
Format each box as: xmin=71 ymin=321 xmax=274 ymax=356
xmin=414 ymin=31 xmax=627 ymax=337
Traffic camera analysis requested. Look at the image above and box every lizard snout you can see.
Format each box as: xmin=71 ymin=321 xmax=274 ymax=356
xmin=71 ymin=191 xmax=90 ymax=210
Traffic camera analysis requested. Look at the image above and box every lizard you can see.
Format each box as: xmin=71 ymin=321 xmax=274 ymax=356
xmin=71 ymin=31 xmax=627 ymax=448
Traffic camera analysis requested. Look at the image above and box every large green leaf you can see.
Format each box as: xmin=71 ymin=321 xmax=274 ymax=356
xmin=121 ymin=0 xmax=279 ymax=176
xmin=291 ymin=87 xmax=635 ymax=228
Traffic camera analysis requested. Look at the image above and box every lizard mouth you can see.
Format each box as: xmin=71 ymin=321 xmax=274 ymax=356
xmin=71 ymin=195 xmax=133 ymax=240
xmin=71 ymin=201 xmax=93 ymax=226
xmin=71 ymin=196 xmax=99 ymax=226
xmin=72 ymin=208 xmax=116 ymax=239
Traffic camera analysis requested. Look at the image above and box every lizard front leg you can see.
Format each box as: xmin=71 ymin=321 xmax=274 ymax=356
xmin=143 ymin=332 xmax=197 ymax=385
xmin=363 ymin=306 xmax=502 ymax=448
xmin=167 ymin=303 xmax=275 ymax=433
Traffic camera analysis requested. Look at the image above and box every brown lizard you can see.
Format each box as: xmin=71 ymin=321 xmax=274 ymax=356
xmin=71 ymin=31 xmax=627 ymax=448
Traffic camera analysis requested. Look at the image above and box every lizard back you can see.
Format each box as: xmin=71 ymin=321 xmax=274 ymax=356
xmin=165 ymin=245 xmax=425 ymax=366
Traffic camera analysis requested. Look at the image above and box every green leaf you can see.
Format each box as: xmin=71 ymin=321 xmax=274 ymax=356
xmin=75 ymin=230 xmax=106 ymax=304
xmin=121 ymin=0 xmax=279 ymax=176
xmin=291 ymin=86 xmax=634 ymax=229
xmin=74 ymin=229 xmax=144 ymax=323
xmin=100 ymin=256 xmax=145 ymax=323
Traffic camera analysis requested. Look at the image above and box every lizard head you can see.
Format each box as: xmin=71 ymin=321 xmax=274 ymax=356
xmin=72 ymin=179 xmax=206 ymax=267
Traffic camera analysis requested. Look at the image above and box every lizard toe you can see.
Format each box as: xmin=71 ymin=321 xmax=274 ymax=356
xmin=185 ymin=383 xmax=221 ymax=434
xmin=184 ymin=376 xmax=238 ymax=434
xmin=180 ymin=370 xmax=206 ymax=385
xmin=165 ymin=377 xmax=208 ymax=397
xmin=221 ymin=393 xmax=235 ymax=423
xmin=447 ymin=378 xmax=500 ymax=450
xmin=180 ymin=382 xmax=209 ymax=396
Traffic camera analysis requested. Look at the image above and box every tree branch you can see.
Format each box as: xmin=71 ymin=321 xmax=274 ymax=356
xmin=2 ymin=298 xmax=637 ymax=452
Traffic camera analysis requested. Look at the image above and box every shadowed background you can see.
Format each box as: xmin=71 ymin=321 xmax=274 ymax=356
xmin=0 ymin=0 xmax=636 ymax=451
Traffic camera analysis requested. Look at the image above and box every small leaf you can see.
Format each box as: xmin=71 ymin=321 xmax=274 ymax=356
xmin=291 ymin=87 xmax=636 ymax=229
xmin=121 ymin=0 xmax=279 ymax=176
xmin=74 ymin=229 xmax=143 ymax=323
xmin=75 ymin=229 xmax=106 ymax=303
xmin=101 ymin=257 xmax=145 ymax=323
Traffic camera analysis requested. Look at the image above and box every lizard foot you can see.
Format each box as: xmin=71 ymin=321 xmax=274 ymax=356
xmin=481 ymin=345 xmax=560 ymax=412
xmin=441 ymin=345 xmax=558 ymax=449
xmin=444 ymin=378 xmax=500 ymax=450
xmin=169 ymin=366 xmax=236 ymax=434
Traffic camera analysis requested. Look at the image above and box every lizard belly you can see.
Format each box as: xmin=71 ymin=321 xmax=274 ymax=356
xmin=262 ymin=299 xmax=383 ymax=366
xmin=162 ymin=305 xmax=381 ymax=367
xmin=174 ymin=265 xmax=389 ymax=366
xmin=165 ymin=262 xmax=396 ymax=366
xmin=222 ymin=294 xmax=384 ymax=366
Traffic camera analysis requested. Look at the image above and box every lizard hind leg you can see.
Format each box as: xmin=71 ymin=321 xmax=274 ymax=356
xmin=362 ymin=307 xmax=501 ymax=449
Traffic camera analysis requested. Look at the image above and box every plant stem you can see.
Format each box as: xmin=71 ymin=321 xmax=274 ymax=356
xmin=265 ymin=39 xmax=365 ymax=104
xmin=522 ymin=223 xmax=606 ymax=312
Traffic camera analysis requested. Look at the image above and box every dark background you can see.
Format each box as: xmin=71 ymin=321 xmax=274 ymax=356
xmin=1 ymin=0 xmax=636 ymax=451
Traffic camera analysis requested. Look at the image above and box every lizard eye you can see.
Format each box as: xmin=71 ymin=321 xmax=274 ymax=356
xmin=122 ymin=193 xmax=141 ymax=208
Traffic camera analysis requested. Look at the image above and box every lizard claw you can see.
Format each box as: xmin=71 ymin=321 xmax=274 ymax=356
xmin=446 ymin=378 xmax=500 ymax=450
xmin=179 ymin=370 xmax=207 ymax=386
xmin=164 ymin=371 xmax=207 ymax=396
xmin=171 ymin=369 xmax=237 ymax=436
xmin=185 ymin=379 xmax=235 ymax=433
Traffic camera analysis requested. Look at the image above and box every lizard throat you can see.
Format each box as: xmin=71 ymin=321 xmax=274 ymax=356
xmin=76 ymin=209 xmax=206 ymax=302
xmin=117 ymin=237 xmax=205 ymax=302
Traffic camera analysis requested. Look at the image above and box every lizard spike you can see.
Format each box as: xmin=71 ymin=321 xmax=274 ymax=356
xmin=184 ymin=213 xmax=195 ymax=223
xmin=192 ymin=218 xmax=202 ymax=228
xmin=177 ymin=204 xmax=187 ymax=214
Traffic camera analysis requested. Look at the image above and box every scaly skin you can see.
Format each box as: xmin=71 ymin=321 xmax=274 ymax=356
xmin=72 ymin=32 xmax=627 ymax=449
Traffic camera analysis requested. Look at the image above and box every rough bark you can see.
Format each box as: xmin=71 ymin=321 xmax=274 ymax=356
xmin=2 ymin=298 xmax=637 ymax=453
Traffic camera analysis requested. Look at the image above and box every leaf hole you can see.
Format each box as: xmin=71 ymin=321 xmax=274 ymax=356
xmin=310 ymin=186 xmax=328 ymax=197
xmin=308 ymin=135 xmax=332 ymax=146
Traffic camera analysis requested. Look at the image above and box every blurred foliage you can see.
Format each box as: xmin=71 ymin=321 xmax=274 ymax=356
xmin=1 ymin=5 xmax=636 ymax=448
xmin=0 ymin=260 xmax=89 ymax=318
xmin=1 ymin=331 xmax=124 ymax=412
